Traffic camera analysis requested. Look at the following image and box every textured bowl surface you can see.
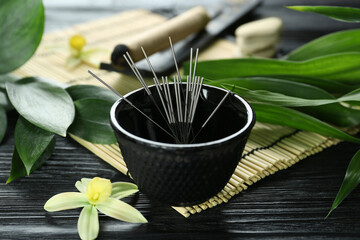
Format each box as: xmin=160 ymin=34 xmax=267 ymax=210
xmin=110 ymin=84 xmax=255 ymax=206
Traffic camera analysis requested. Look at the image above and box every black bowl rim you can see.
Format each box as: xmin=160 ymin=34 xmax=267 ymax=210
xmin=110 ymin=84 xmax=255 ymax=149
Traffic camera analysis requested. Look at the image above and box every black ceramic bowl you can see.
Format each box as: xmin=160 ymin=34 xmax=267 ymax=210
xmin=110 ymin=84 xmax=255 ymax=206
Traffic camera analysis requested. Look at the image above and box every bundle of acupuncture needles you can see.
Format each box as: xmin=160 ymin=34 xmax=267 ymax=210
xmin=89 ymin=37 xmax=231 ymax=144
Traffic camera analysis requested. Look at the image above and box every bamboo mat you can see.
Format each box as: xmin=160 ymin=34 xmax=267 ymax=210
xmin=14 ymin=9 xmax=344 ymax=218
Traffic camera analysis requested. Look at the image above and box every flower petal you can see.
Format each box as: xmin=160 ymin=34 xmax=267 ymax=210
xmin=111 ymin=182 xmax=139 ymax=199
xmin=96 ymin=198 xmax=147 ymax=223
xmin=75 ymin=178 xmax=92 ymax=193
xmin=81 ymin=48 xmax=109 ymax=56
xmin=65 ymin=56 xmax=81 ymax=69
xmin=86 ymin=177 xmax=112 ymax=205
xmin=78 ymin=205 xmax=99 ymax=240
xmin=81 ymin=55 xmax=100 ymax=68
xmin=81 ymin=178 xmax=92 ymax=185
xmin=75 ymin=181 xmax=86 ymax=193
xmin=44 ymin=192 xmax=89 ymax=212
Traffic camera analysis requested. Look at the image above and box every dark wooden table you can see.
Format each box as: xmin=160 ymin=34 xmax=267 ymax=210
xmin=1 ymin=0 xmax=360 ymax=239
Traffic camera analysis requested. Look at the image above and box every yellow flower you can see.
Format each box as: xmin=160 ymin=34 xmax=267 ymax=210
xmin=86 ymin=177 xmax=112 ymax=204
xmin=46 ymin=34 xmax=109 ymax=69
xmin=69 ymin=34 xmax=87 ymax=52
xmin=44 ymin=177 xmax=147 ymax=240
xmin=66 ymin=34 xmax=109 ymax=69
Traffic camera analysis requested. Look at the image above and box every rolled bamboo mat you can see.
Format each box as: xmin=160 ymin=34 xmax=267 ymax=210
xmin=13 ymin=9 xmax=351 ymax=218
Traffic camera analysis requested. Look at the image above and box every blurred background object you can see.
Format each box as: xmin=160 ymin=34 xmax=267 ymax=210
xmin=235 ymin=17 xmax=283 ymax=58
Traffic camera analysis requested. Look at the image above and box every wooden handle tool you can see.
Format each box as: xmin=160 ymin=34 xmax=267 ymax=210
xmin=111 ymin=6 xmax=210 ymax=67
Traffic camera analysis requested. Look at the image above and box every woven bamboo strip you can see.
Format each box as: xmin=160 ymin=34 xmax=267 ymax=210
xmin=70 ymin=134 xmax=128 ymax=174
xmin=13 ymin=9 xmax=358 ymax=218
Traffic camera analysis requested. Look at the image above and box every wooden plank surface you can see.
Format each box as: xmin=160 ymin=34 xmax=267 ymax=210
xmin=1 ymin=0 xmax=360 ymax=239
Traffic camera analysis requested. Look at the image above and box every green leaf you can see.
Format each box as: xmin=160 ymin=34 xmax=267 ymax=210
xmin=0 ymin=89 xmax=13 ymax=112
xmin=37 ymin=76 xmax=69 ymax=89
xmin=0 ymin=0 xmax=44 ymax=74
xmin=0 ymin=105 xmax=6 ymax=143
xmin=207 ymin=78 xmax=360 ymax=127
xmin=185 ymin=53 xmax=360 ymax=85
xmin=251 ymin=102 xmax=360 ymax=144
xmin=66 ymin=85 xmax=118 ymax=144
xmin=6 ymin=148 xmax=26 ymax=184
xmin=7 ymin=137 xmax=55 ymax=183
xmin=44 ymin=192 xmax=89 ymax=212
xmin=111 ymin=182 xmax=139 ymax=199
xmin=66 ymin=84 xmax=118 ymax=103
xmin=298 ymin=104 xmax=360 ymax=128
xmin=14 ymin=117 xmax=55 ymax=175
xmin=219 ymin=83 xmax=344 ymax=107
xmin=96 ymin=198 xmax=147 ymax=223
xmin=327 ymin=149 xmax=360 ymax=218
xmin=68 ymin=98 xmax=116 ymax=144
xmin=285 ymin=29 xmax=360 ymax=61
xmin=338 ymin=91 xmax=360 ymax=103
xmin=206 ymin=77 xmax=334 ymax=97
xmin=0 ymin=74 xmax=19 ymax=111
xmin=0 ymin=74 xmax=20 ymax=89
xmin=6 ymin=77 xmax=75 ymax=137
xmin=78 ymin=205 xmax=99 ymax=240
xmin=338 ymin=88 xmax=360 ymax=106
xmin=287 ymin=6 xmax=360 ymax=23
xmin=257 ymin=75 xmax=356 ymax=95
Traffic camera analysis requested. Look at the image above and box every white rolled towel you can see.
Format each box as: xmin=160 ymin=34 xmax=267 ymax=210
xmin=235 ymin=17 xmax=283 ymax=58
